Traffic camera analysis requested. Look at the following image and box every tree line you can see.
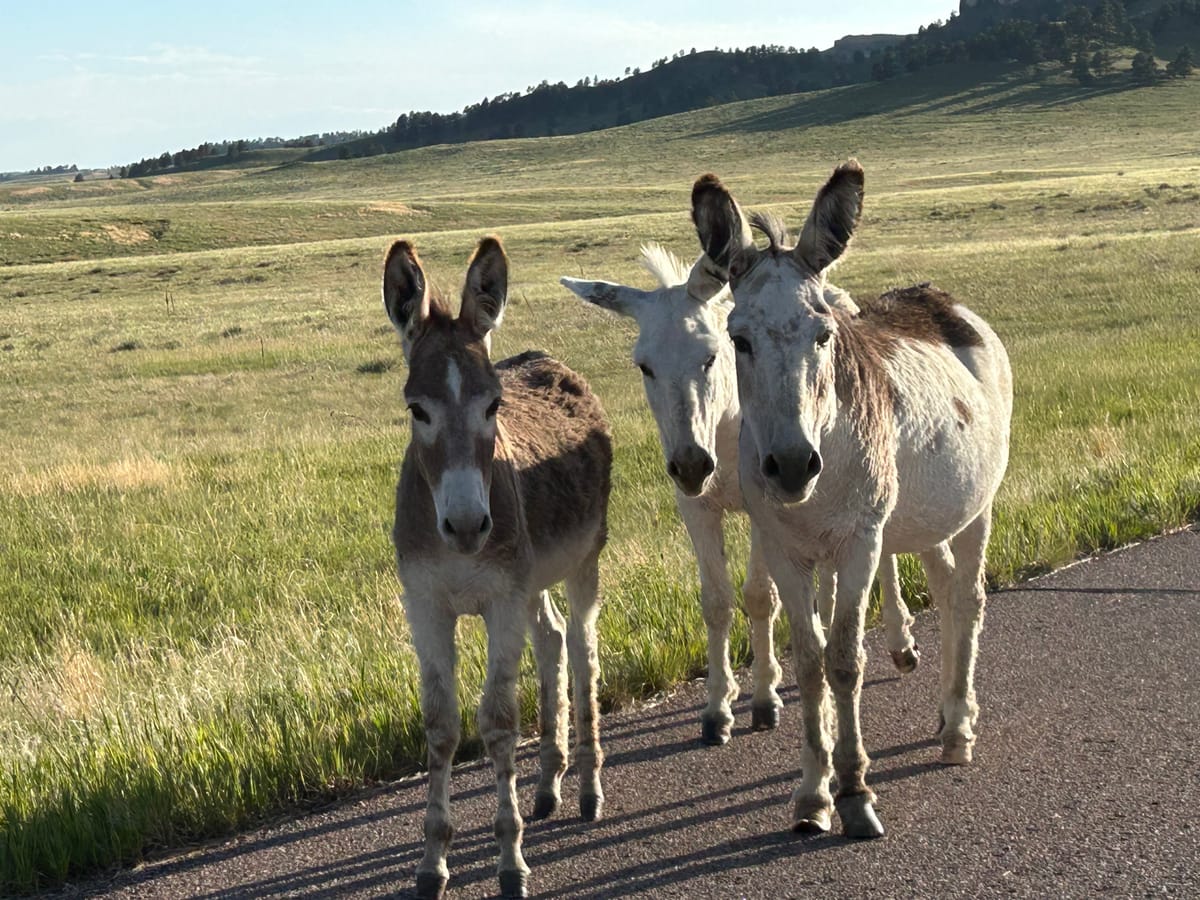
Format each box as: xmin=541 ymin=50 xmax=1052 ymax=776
xmin=117 ymin=0 xmax=1198 ymax=177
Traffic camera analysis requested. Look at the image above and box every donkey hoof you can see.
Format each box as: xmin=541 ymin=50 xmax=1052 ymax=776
xmin=751 ymin=702 xmax=781 ymax=731
xmin=498 ymin=869 xmax=529 ymax=899
xmin=531 ymin=790 xmax=559 ymax=820
xmin=890 ymin=646 xmax=920 ymax=674
xmin=791 ymin=795 xmax=832 ymax=833
xmin=837 ymin=795 xmax=885 ymax=839
xmin=580 ymin=791 xmax=604 ymax=822
xmin=791 ymin=808 xmax=832 ymax=834
xmin=940 ymin=740 xmax=974 ymax=766
xmin=701 ymin=715 xmax=732 ymax=746
xmin=415 ymin=871 xmax=448 ymax=900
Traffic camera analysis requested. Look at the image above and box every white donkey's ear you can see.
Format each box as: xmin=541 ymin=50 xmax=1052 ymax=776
xmin=560 ymin=276 xmax=651 ymax=319
xmin=795 ymin=159 xmax=864 ymax=274
xmin=461 ymin=235 xmax=508 ymax=345
xmin=686 ymin=256 xmax=728 ymax=304
xmin=691 ymin=173 xmax=755 ymax=282
xmin=382 ymin=239 xmax=430 ymax=358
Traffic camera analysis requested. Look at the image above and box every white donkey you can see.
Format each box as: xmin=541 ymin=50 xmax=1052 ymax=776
xmin=561 ymin=248 xmax=921 ymax=746
xmin=691 ymin=161 xmax=1012 ymax=838
xmin=384 ymin=236 xmax=611 ymax=899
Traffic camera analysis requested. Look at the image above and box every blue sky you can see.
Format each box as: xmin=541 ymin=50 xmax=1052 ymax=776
xmin=0 ymin=1 xmax=957 ymax=172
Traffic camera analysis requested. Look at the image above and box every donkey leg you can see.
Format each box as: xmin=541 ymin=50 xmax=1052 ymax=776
xmin=879 ymin=554 xmax=919 ymax=674
xmin=743 ymin=522 xmax=783 ymax=731
xmin=827 ymin=536 xmax=885 ymax=839
xmin=940 ymin=507 xmax=992 ymax=765
xmin=565 ymin=552 xmax=605 ymax=821
xmin=408 ymin=606 xmax=460 ymax=900
xmin=919 ymin=542 xmax=956 ymax=738
xmin=815 ymin=563 xmax=836 ymax=632
xmin=480 ymin=602 xmax=530 ymax=898
xmin=679 ymin=499 xmax=739 ymax=745
xmin=766 ymin=551 xmax=834 ymax=832
xmin=527 ymin=590 xmax=569 ymax=820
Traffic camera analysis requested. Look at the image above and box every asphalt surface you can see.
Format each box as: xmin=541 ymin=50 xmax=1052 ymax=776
xmin=60 ymin=528 xmax=1200 ymax=899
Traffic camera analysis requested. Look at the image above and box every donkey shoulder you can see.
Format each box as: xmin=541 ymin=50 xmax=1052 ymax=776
xmin=496 ymin=351 xmax=610 ymax=446
xmin=496 ymin=350 xmax=612 ymax=551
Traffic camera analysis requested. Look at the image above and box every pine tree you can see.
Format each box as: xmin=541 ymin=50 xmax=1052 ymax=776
xmin=1167 ymin=45 xmax=1194 ymax=78
xmin=1091 ymin=48 xmax=1114 ymax=77
xmin=1131 ymin=51 xmax=1161 ymax=85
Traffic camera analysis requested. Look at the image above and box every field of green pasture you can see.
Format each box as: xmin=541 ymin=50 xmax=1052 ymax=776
xmin=2 ymin=65 xmax=1199 ymax=891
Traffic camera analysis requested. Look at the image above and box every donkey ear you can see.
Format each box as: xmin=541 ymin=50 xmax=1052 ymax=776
xmin=691 ymin=173 xmax=754 ymax=280
xmin=685 ymin=257 xmax=728 ymax=304
xmin=560 ymin=276 xmax=650 ymax=319
xmin=461 ymin=235 xmax=508 ymax=338
xmin=795 ymin=160 xmax=864 ymax=274
xmin=382 ymin=240 xmax=430 ymax=353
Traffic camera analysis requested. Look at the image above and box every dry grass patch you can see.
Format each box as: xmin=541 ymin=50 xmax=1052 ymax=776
xmin=6 ymin=456 xmax=180 ymax=497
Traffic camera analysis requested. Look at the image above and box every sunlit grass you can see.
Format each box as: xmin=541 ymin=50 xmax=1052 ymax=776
xmin=2 ymin=65 xmax=1200 ymax=892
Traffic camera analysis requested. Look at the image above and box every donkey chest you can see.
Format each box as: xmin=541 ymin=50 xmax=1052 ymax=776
xmin=397 ymin=552 xmax=527 ymax=617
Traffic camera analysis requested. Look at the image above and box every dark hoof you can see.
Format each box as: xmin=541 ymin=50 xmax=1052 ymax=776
xmin=837 ymin=795 xmax=885 ymax=839
xmin=791 ymin=808 xmax=832 ymax=834
xmin=415 ymin=871 xmax=448 ymax=900
xmin=890 ymin=646 xmax=920 ymax=674
xmin=751 ymin=702 xmax=780 ymax=731
xmin=580 ymin=792 xmax=604 ymax=822
xmin=701 ymin=715 xmax=732 ymax=746
xmin=531 ymin=791 xmax=559 ymax=820
xmin=498 ymin=869 xmax=529 ymax=899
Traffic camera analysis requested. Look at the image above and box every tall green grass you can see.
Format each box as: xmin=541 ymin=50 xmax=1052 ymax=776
xmin=2 ymin=65 xmax=1200 ymax=892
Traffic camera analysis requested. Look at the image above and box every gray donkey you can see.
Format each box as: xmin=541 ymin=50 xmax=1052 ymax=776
xmin=383 ymin=236 xmax=611 ymax=899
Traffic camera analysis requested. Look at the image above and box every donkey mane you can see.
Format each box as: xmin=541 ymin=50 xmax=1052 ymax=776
xmin=748 ymin=210 xmax=791 ymax=253
xmin=639 ymin=242 xmax=691 ymax=288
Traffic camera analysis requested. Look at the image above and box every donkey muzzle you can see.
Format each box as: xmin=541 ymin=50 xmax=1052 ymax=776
xmin=761 ymin=446 xmax=822 ymax=503
xmin=667 ymin=445 xmax=716 ymax=497
xmin=440 ymin=510 xmax=493 ymax=555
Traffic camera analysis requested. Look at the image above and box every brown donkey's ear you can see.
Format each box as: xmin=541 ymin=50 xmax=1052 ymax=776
xmin=461 ymin=236 xmax=508 ymax=340
xmin=794 ymin=160 xmax=864 ymax=275
xmin=382 ymin=240 xmax=431 ymax=355
xmin=691 ymin=173 xmax=755 ymax=281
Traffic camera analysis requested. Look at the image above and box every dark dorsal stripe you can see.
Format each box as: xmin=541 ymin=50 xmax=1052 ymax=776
xmin=856 ymin=283 xmax=984 ymax=349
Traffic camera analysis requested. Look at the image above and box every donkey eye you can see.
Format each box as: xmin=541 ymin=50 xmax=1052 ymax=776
xmin=408 ymin=403 xmax=430 ymax=424
xmin=731 ymin=335 xmax=753 ymax=356
xmin=637 ymin=363 xmax=655 ymax=379
xmin=816 ymin=330 xmax=833 ymax=348
xmin=485 ymin=397 xmax=501 ymax=419
xmin=703 ymin=354 xmax=716 ymax=372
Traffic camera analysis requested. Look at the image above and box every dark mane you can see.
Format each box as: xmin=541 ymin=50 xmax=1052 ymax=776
xmin=426 ymin=288 xmax=453 ymax=321
xmin=748 ymin=210 xmax=791 ymax=253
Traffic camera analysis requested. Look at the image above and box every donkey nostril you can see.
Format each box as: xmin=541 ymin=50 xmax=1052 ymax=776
xmin=807 ymin=450 xmax=822 ymax=478
xmin=667 ymin=461 xmax=680 ymax=480
xmin=762 ymin=454 xmax=780 ymax=478
xmin=478 ymin=514 xmax=492 ymax=534
xmin=700 ymin=455 xmax=715 ymax=478
xmin=443 ymin=518 xmax=456 ymax=536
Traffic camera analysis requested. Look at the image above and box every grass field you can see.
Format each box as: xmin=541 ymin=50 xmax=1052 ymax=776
xmin=2 ymin=62 xmax=1200 ymax=892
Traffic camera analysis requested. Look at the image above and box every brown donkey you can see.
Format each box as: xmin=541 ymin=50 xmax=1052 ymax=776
xmin=383 ymin=237 xmax=612 ymax=899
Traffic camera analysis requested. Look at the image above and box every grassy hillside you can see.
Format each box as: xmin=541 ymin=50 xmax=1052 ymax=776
xmin=2 ymin=65 xmax=1199 ymax=892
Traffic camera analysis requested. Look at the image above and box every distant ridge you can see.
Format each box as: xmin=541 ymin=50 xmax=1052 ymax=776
xmin=107 ymin=0 xmax=1196 ymax=179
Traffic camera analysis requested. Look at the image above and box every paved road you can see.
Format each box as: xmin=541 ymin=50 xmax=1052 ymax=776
xmin=63 ymin=528 xmax=1199 ymax=899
